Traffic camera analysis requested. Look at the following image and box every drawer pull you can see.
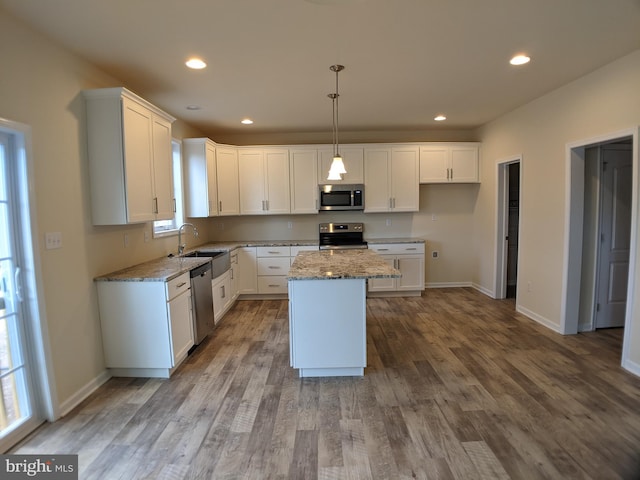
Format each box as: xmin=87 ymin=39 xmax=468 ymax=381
xmin=176 ymin=282 xmax=187 ymax=288
xmin=267 ymin=251 xmax=280 ymax=254
xmin=268 ymin=266 xmax=281 ymax=269
xmin=377 ymin=248 xmax=389 ymax=251
xmin=268 ymin=284 xmax=280 ymax=288
xmin=405 ymin=248 xmax=417 ymax=251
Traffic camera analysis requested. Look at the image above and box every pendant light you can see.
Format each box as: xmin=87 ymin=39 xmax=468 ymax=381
xmin=327 ymin=64 xmax=346 ymax=180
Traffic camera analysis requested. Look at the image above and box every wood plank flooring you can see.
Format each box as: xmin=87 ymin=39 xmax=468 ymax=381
xmin=13 ymin=288 xmax=640 ymax=479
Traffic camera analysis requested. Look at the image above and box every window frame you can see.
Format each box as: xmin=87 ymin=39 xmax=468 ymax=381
xmin=153 ymin=139 xmax=185 ymax=238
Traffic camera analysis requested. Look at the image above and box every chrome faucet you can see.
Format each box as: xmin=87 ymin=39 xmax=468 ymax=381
xmin=178 ymin=223 xmax=198 ymax=255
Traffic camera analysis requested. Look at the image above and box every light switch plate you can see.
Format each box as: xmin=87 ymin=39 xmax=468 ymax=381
xmin=45 ymin=232 xmax=62 ymax=250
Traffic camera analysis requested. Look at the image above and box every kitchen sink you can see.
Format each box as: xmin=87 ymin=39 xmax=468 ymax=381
xmin=182 ymin=250 xmax=230 ymax=279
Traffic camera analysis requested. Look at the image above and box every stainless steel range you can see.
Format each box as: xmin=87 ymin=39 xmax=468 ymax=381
xmin=319 ymin=223 xmax=368 ymax=250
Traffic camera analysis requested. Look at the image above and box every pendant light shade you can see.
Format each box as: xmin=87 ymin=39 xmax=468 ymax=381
xmin=327 ymin=65 xmax=346 ymax=180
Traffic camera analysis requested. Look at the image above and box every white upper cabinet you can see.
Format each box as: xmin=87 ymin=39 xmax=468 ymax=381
xmin=84 ymin=87 xmax=176 ymax=225
xmin=183 ymin=138 xmax=218 ymax=217
xmin=318 ymin=146 xmax=364 ymax=184
xmin=289 ymin=148 xmax=318 ymax=214
xmin=364 ymin=146 xmax=419 ymax=212
xmin=419 ymin=143 xmax=480 ymax=183
xmin=238 ymin=148 xmax=290 ymax=215
xmin=216 ymin=145 xmax=240 ymax=216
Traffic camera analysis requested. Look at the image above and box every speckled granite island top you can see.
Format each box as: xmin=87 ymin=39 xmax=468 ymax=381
xmin=95 ymin=256 xmax=211 ymax=282
xmin=287 ymin=249 xmax=401 ymax=280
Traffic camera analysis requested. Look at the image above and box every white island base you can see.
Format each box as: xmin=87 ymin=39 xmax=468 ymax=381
xmin=288 ymin=278 xmax=366 ymax=377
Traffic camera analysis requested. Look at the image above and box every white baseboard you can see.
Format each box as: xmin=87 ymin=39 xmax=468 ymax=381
xmin=471 ymin=283 xmax=495 ymax=298
xmin=58 ymin=369 xmax=112 ymax=419
xmin=622 ymin=357 xmax=640 ymax=377
xmin=516 ymin=305 xmax=563 ymax=333
xmin=425 ymin=281 xmax=473 ymax=289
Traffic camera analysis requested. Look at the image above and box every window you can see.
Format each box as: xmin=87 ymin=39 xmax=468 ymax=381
xmin=153 ymin=140 xmax=184 ymax=237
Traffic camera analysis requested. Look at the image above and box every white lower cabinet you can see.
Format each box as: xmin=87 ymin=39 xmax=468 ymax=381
xmin=257 ymin=246 xmax=290 ymax=294
xmin=238 ymin=247 xmax=258 ymax=294
xmin=239 ymin=245 xmax=318 ymax=297
xmin=229 ymin=249 xmax=240 ymax=301
xmin=96 ymin=272 xmax=194 ymax=378
xmin=212 ymin=270 xmax=233 ymax=324
xmin=367 ymin=243 xmax=425 ymax=294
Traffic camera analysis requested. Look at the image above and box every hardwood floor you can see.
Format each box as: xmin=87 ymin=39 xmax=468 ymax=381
xmin=13 ymin=288 xmax=640 ymax=479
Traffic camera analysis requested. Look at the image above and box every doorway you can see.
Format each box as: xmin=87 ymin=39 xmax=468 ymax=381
xmin=563 ymin=127 xmax=638 ymax=372
xmin=0 ymin=119 xmax=55 ymax=452
xmin=495 ymin=157 xmax=521 ymax=300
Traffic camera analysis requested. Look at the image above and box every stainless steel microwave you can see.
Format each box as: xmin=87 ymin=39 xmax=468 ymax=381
xmin=318 ymin=184 xmax=364 ymax=211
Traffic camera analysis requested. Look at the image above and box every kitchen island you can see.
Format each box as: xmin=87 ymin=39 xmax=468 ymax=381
xmin=287 ymin=249 xmax=400 ymax=377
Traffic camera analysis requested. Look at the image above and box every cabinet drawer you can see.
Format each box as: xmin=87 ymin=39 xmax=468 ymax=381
xmin=368 ymin=243 xmax=425 ymax=255
xmin=257 ymin=257 xmax=290 ymax=276
xmin=256 ymin=246 xmax=290 ymax=257
xmin=166 ymin=272 xmax=190 ymax=301
xmin=258 ymin=276 xmax=288 ymax=294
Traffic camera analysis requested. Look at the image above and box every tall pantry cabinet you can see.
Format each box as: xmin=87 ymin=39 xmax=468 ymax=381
xmin=83 ymin=87 xmax=176 ymax=225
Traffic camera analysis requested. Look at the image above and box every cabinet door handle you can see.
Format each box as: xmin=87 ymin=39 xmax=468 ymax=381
xmin=221 ymin=285 xmax=226 ymax=298
xmin=173 ymin=198 xmax=177 ymax=213
xmin=153 ymin=197 xmax=159 ymax=214
xmin=219 ymin=200 xmax=223 ymax=212
xmin=450 ymin=168 xmax=453 ymax=180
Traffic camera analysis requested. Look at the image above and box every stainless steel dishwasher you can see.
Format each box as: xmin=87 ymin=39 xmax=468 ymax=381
xmin=189 ymin=261 xmax=214 ymax=344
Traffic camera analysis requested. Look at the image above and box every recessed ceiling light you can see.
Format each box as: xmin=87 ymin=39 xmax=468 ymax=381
xmin=434 ymin=115 xmax=447 ymax=121
xmin=186 ymin=105 xmax=201 ymax=110
xmin=510 ymin=54 xmax=530 ymax=66
xmin=241 ymin=118 xmax=254 ymax=125
xmin=185 ymin=58 xmax=207 ymax=69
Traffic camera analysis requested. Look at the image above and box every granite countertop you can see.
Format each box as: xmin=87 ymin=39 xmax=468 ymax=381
xmin=95 ymin=256 xmax=211 ymax=282
xmin=287 ymin=249 xmax=401 ymax=280
xmin=196 ymin=239 xmax=318 ymax=251
xmin=95 ymin=237 xmax=422 ymax=282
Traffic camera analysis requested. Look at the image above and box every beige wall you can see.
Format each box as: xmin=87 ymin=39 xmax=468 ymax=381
xmin=475 ymin=50 xmax=640 ymax=368
xmin=0 ymin=11 xmax=207 ymax=413
xmin=205 ymin=182 xmax=478 ymax=286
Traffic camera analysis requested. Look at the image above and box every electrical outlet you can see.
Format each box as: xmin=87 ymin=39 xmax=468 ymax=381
xmin=45 ymin=232 xmax=62 ymax=250
xmin=123 ymin=233 xmax=129 ymax=248
xmin=432 ymin=250 xmax=439 ymax=259
xmin=144 ymin=230 xmax=150 ymax=243
xmin=527 ymin=281 xmax=532 ymax=292
xmin=432 ymin=214 xmax=438 ymax=221
xmin=287 ymin=221 xmax=293 ymax=229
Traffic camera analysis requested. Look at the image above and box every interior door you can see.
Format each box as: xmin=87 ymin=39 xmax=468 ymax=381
xmin=595 ymin=145 xmax=632 ymax=328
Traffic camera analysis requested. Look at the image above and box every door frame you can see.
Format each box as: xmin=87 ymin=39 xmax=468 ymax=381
xmin=562 ymin=126 xmax=639 ymax=372
xmin=495 ymin=155 xmax=523 ymax=300
xmin=0 ymin=118 xmax=57 ymax=441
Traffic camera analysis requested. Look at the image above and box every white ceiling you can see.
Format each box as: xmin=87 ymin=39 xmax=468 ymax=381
xmin=2 ymin=0 xmax=640 ymax=137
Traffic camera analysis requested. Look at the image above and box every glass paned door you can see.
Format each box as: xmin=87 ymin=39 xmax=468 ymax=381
xmin=0 ymin=131 xmax=35 ymax=449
